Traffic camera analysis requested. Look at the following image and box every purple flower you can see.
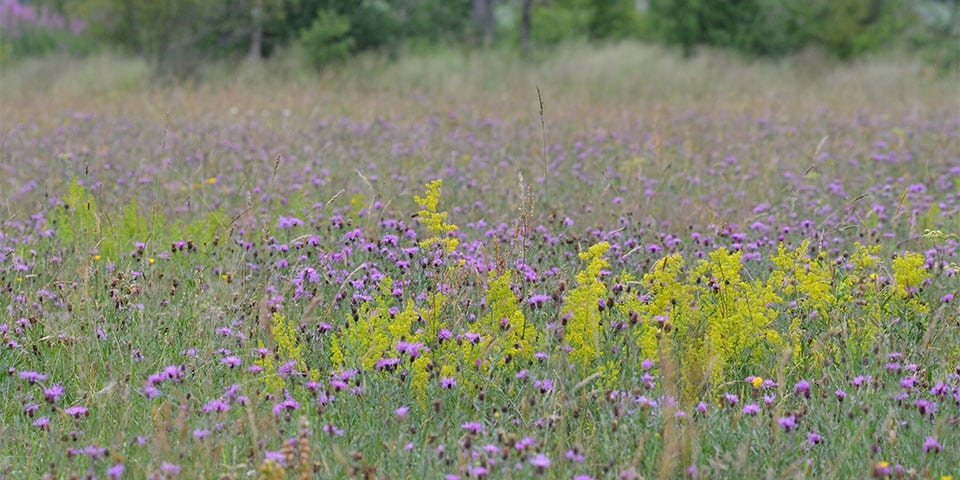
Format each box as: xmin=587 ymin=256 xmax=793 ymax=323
xmin=722 ymin=393 xmax=739 ymax=406
xmin=192 ymin=429 xmax=210 ymax=439
xmin=515 ymin=437 xmax=536 ymax=450
xmin=930 ymin=381 xmax=948 ymax=397
xmin=441 ymin=376 xmax=457 ymax=389
xmin=807 ymin=431 xmax=823 ymax=446
xmin=529 ymin=453 xmax=551 ymax=469
xmin=277 ymin=215 xmax=304 ymax=229
xmin=534 ymin=378 xmax=554 ymax=393
xmin=915 ymin=399 xmax=937 ymax=417
xmin=220 ymin=356 xmax=242 ymax=368
xmin=64 ymin=405 xmax=88 ymax=417
xmin=159 ymin=462 xmax=180 ymax=475
xmin=695 ymin=401 xmax=708 ymax=415
xmin=835 ymin=389 xmax=846 ymax=402
xmin=202 ymin=399 xmax=230 ymax=413
xmin=461 ymin=421 xmax=485 ymax=433
xmin=527 ymin=294 xmax=551 ymax=308
xmin=43 ymin=384 xmax=64 ymax=403
xmin=32 ymin=417 xmax=50 ymax=429
xmin=923 ymin=436 xmax=942 ymax=453
xmin=18 ymin=370 xmax=46 ymax=384
xmin=272 ymin=399 xmax=300 ymax=416
xmin=376 ymin=357 xmax=401 ymax=370
xmin=742 ymin=403 xmax=760 ymax=416
xmin=395 ymin=406 xmax=409 ymax=418
xmin=161 ymin=365 xmax=184 ymax=382
xmin=777 ymin=415 xmax=797 ymax=432
xmin=108 ymin=463 xmax=124 ymax=480
xmin=794 ymin=380 xmax=811 ymax=398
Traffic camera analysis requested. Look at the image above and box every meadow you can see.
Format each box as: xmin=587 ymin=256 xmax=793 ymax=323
xmin=1 ymin=43 xmax=958 ymax=479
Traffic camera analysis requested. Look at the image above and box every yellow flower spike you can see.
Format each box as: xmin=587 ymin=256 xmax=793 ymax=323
xmin=414 ymin=179 xmax=460 ymax=253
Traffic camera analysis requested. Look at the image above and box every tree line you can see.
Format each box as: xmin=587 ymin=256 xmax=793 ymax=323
xmin=1 ymin=0 xmax=957 ymax=75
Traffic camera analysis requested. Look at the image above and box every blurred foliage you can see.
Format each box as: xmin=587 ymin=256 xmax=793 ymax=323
xmin=299 ymin=9 xmax=353 ymax=69
xmin=1 ymin=0 xmax=957 ymax=74
xmin=791 ymin=0 xmax=915 ymax=59
xmin=907 ymin=0 xmax=960 ymax=72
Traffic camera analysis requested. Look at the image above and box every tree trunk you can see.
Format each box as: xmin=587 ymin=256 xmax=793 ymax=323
xmin=249 ymin=0 xmax=264 ymax=60
xmin=482 ymin=0 xmax=495 ymax=46
xmin=472 ymin=0 xmax=486 ymax=46
xmin=520 ymin=0 xmax=532 ymax=55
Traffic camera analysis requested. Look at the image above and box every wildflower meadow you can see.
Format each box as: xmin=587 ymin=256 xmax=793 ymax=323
xmin=1 ymin=45 xmax=958 ymax=479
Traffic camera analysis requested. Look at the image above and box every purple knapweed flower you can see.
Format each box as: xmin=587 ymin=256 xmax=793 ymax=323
xmin=807 ymin=431 xmax=823 ymax=446
xmin=18 ymin=370 xmax=46 ymax=384
xmin=322 ymin=424 xmax=344 ymax=436
xmin=441 ymin=376 xmax=457 ymax=389
xmin=530 ymin=453 xmax=551 ymax=470
xmin=395 ymin=406 xmax=409 ymax=418
xmin=923 ymin=436 xmax=942 ymax=453
xmin=108 ymin=463 xmax=124 ymax=479
xmin=277 ymin=216 xmax=303 ymax=229
xmin=915 ymin=399 xmax=937 ymax=417
xmin=32 ymin=417 xmax=50 ymax=429
xmin=514 ymin=437 xmax=536 ymax=450
xmin=835 ymin=389 xmax=846 ymax=402
xmin=202 ymin=399 xmax=230 ymax=413
xmin=159 ymin=462 xmax=180 ymax=475
xmin=272 ymin=398 xmax=300 ymax=416
xmin=64 ymin=405 xmax=88 ymax=417
xmin=564 ymin=449 xmax=585 ymax=463
xmin=777 ymin=415 xmax=797 ymax=432
xmin=534 ymin=378 xmax=554 ymax=393
xmin=376 ymin=357 xmax=401 ymax=370
xmin=220 ymin=356 xmax=242 ymax=368
xmin=461 ymin=421 xmax=485 ymax=433
xmin=794 ymin=380 xmax=811 ymax=398
xmin=742 ymin=404 xmax=760 ymax=416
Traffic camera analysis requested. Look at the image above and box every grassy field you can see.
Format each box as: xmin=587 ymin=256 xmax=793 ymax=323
xmin=1 ymin=43 xmax=958 ymax=479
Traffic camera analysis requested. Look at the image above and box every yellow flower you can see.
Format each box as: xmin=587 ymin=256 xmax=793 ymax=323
xmin=148 ymin=258 xmax=155 ymax=264
xmin=752 ymin=377 xmax=764 ymax=388
xmin=93 ymin=255 xmax=101 ymax=261
xmin=205 ymin=177 xmax=217 ymax=184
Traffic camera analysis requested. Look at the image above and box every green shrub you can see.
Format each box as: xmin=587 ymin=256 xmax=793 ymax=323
xmin=793 ymin=0 xmax=914 ymax=59
xmin=588 ymin=0 xmax=641 ymax=40
xmin=300 ymin=9 xmax=353 ymax=70
xmin=531 ymin=2 xmax=591 ymax=46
